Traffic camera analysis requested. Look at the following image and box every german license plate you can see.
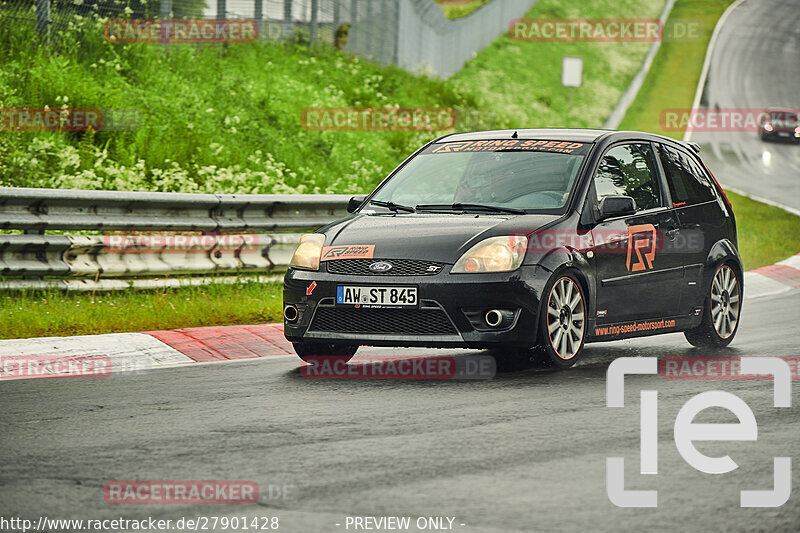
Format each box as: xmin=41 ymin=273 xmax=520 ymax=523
xmin=336 ymin=286 xmax=418 ymax=307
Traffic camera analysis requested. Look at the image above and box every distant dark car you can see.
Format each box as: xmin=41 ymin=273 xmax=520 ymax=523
xmin=283 ymin=129 xmax=743 ymax=369
xmin=759 ymin=108 xmax=800 ymax=143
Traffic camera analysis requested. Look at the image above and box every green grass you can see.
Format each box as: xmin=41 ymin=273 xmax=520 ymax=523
xmin=3 ymin=0 xmax=795 ymax=339
xmin=618 ymin=0 xmax=736 ymax=136
xmin=451 ymin=0 xmax=665 ymax=130
xmin=436 ymin=0 xmax=493 ymax=20
xmin=0 ymin=16 xmax=477 ymax=194
xmin=612 ymin=0 xmax=800 ymax=268
xmin=0 ymin=280 xmax=283 ymax=340
xmin=0 ymin=1 xmax=666 ymax=194
xmin=726 ymin=191 xmax=800 ymax=271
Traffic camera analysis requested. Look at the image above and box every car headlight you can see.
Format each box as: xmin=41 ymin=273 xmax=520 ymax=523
xmin=452 ymin=236 xmax=528 ymax=273
xmin=289 ymin=234 xmax=325 ymax=271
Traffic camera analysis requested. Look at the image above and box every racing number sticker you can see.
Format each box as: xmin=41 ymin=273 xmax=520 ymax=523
xmin=321 ymin=245 xmax=375 ymax=261
xmin=626 ymin=224 xmax=657 ymax=272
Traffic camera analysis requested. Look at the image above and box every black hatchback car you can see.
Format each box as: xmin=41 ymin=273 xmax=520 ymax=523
xmin=283 ymin=129 xmax=743 ymax=368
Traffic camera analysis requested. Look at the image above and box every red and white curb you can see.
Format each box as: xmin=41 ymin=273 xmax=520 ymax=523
xmin=744 ymin=253 xmax=800 ymax=299
xmin=2 ymin=254 xmax=798 ymax=381
xmin=0 ymin=324 xmax=292 ymax=381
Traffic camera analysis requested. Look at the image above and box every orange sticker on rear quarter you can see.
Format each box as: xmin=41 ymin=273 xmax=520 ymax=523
xmin=321 ymin=245 xmax=375 ymax=261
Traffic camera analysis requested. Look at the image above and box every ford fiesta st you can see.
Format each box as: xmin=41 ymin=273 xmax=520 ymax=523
xmin=283 ymin=129 xmax=743 ymax=368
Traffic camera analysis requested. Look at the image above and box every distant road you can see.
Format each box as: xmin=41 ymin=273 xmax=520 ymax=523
xmin=689 ymin=0 xmax=800 ymax=211
xmin=2 ymin=288 xmax=799 ymax=532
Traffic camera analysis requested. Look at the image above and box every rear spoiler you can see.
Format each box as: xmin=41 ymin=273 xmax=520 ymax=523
xmin=681 ymin=141 xmax=701 ymax=153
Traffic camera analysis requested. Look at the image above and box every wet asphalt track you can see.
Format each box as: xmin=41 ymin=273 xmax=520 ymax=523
xmin=689 ymin=0 xmax=800 ymax=211
xmin=1 ymin=287 xmax=799 ymax=533
xmin=3 ymin=1 xmax=800 ymax=531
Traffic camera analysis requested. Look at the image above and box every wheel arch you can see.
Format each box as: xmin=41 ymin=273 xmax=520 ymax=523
xmin=534 ymin=251 xmax=595 ymax=323
xmin=705 ymin=238 xmax=744 ymax=291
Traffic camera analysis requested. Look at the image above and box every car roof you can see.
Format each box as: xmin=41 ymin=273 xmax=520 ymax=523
xmin=436 ymin=128 xmax=612 ymax=143
xmin=435 ymin=128 xmax=699 ymax=151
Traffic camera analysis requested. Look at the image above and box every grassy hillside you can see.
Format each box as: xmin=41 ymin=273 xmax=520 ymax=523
xmin=0 ymin=0 xmax=665 ymax=195
xmin=0 ymin=18 xmax=477 ymax=194
xmin=618 ymin=0 xmax=736 ymax=136
xmin=451 ymin=0 xmax=665 ymax=130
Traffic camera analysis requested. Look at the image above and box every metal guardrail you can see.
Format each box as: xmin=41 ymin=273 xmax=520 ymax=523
xmin=0 ymin=187 xmax=352 ymax=289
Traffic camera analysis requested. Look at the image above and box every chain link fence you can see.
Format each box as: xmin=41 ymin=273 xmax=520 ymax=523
xmin=0 ymin=0 xmax=535 ymax=78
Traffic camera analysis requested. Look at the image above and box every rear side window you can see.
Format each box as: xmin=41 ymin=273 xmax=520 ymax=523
xmin=594 ymin=143 xmax=664 ymax=212
xmin=658 ymin=145 xmax=717 ymax=206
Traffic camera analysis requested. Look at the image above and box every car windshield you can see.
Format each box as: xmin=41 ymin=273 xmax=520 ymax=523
xmin=369 ymin=139 xmax=591 ymax=213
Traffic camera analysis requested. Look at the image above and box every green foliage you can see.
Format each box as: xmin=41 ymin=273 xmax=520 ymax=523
xmin=619 ymin=0 xmax=737 ymax=136
xmin=436 ymin=0 xmax=493 ymax=20
xmin=450 ymin=0 xmax=666 ymax=130
xmin=0 ymin=279 xmax=283 ymax=339
xmin=0 ymin=12 xmax=476 ymax=194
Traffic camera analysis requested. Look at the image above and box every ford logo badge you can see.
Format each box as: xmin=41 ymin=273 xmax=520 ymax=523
xmin=369 ymin=261 xmax=393 ymax=272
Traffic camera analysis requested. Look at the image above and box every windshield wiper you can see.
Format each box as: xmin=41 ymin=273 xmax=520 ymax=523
xmin=369 ymin=200 xmax=415 ymax=213
xmin=415 ymin=203 xmax=526 ymax=215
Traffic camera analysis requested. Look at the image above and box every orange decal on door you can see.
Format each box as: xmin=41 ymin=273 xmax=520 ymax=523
xmin=626 ymin=224 xmax=657 ymax=272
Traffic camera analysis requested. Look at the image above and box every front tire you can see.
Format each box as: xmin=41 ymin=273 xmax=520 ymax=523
xmin=536 ymin=273 xmax=587 ymax=369
xmin=685 ymin=263 xmax=741 ymax=348
xmin=293 ymin=342 xmax=358 ymax=364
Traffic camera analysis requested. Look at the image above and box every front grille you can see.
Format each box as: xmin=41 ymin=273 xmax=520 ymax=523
xmin=309 ymin=306 xmax=457 ymax=335
xmin=325 ymin=258 xmax=445 ymax=276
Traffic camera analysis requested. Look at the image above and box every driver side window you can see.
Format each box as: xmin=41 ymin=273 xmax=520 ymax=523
xmin=594 ymin=143 xmax=664 ymax=212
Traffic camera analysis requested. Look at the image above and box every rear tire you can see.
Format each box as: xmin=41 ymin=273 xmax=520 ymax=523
xmin=534 ymin=273 xmax=587 ymax=369
xmin=293 ymin=342 xmax=358 ymax=364
xmin=684 ymin=263 xmax=741 ymax=348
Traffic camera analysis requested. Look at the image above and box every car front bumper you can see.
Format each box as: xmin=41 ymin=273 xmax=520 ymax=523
xmin=283 ymin=265 xmax=551 ymax=348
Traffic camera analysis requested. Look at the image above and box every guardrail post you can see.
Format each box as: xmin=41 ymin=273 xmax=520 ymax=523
xmin=254 ymin=0 xmax=263 ymax=39
xmin=23 ymin=228 xmax=45 ymax=281
xmin=36 ymin=0 xmax=50 ymax=44
xmin=310 ymin=0 xmax=318 ymax=43
xmin=283 ymin=0 xmax=292 ymax=38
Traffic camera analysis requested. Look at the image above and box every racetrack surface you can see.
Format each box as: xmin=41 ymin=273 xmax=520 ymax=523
xmin=3 ymin=3 xmax=800 ymax=530
xmin=2 ymin=287 xmax=798 ymax=532
xmin=689 ymin=0 xmax=800 ymax=211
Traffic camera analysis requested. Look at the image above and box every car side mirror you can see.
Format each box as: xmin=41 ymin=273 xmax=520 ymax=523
xmin=347 ymin=195 xmax=366 ymax=213
xmin=598 ymin=195 xmax=636 ymax=220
